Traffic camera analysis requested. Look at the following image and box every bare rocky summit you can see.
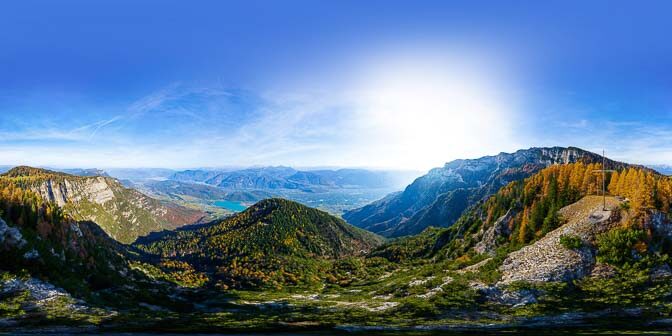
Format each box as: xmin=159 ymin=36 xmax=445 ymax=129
xmin=499 ymin=196 xmax=624 ymax=284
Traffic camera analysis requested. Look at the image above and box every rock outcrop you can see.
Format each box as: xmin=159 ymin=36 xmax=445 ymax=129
xmin=474 ymin=209 xmax=515 ymax=255
xmin=499 ymin=196 xmax=624 ymax=284
xmin=0 ymin=218 xmax=26 ymax=249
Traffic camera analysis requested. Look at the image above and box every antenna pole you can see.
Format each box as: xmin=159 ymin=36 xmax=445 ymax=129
xmin=603 ymin=149 xmax=606 ymax=210
xmin=592 ymin=150 xmax=615 ymax=212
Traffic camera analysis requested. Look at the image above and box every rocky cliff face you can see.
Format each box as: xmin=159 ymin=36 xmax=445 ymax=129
xmin=344 ymin=147 xmax=638 ymax=238
xmin=4 ymin=167 xmax=206 ymax=244
xmin=35 ymin=176 xmax=115 ymax=207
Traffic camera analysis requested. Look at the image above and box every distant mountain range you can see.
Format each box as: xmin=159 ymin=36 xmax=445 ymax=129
xmin=0 ymin=165 xmax=417 ymax=192
xmin=343 ymin=146 xmax=644 ymax=237
xmin=170 ymin=166 xmax=416 ymax=191
xmin=143 ymin=179 xmax=274 ymax=203
xmin=154 ymin=167 xmax=419 ymax=214
xmin=649 ymin=164 xmax=672 ymax=175
xmin=104 ymin=168 xmax=177 ymax=181
xmin=55 ymin=168 xmax=110 ymax=177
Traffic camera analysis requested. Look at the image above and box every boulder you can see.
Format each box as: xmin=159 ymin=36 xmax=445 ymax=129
xmin=0 ymin=218 xmax=26 ymax=249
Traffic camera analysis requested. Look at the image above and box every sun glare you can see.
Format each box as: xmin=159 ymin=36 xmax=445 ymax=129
xmin=352 ymin=53 xmax=519 ymax=170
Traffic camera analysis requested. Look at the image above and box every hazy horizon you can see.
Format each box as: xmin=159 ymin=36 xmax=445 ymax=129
xmin=1 ymin=145 xmax=670 ymax=177
xmin=0 ymin=163 xmax=425 ymax=173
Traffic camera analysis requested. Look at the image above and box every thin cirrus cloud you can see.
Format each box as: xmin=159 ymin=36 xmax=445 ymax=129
xmin=0 ymin=85 xmax=361 ymax=168
xmin=528 ymin=115 xmax=672 ymax=166
xmin=1 ymin=82 xmax=671 ymax=170
xmin=2 ymin=81 xmax=672 ymax=170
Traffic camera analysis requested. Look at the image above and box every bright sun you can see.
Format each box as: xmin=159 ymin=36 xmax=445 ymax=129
xmin=351 ymin=53 xmax=520 ymax=170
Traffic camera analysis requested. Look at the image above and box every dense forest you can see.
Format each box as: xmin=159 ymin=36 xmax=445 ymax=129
xmin=0 ymin=177 xmax=64 ymax=238
xmin=134 ymin=198 xmax=384 ymax=289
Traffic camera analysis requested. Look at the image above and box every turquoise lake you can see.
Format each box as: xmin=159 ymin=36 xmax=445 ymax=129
xmin=214 ymin=200 xmax=248 ymax=212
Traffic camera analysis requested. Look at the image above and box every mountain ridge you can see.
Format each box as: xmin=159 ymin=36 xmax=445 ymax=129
xmin=170 ymin=166 xmax=415 ymax=191
xmin=344 ymin=146 xmax=647 ymax=237
xmin=1 ymin=166 xmax=207 ymax=243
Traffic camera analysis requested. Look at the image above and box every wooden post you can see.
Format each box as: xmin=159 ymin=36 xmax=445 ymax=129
xmin=593 ymin=149 xmax=616 ymax=211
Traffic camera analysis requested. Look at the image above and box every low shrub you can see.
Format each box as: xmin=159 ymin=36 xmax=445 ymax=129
xmin=559 ymin=235 xmax=583 ymax=250
xmin=596 ymin=228 xmax=645 ymax=266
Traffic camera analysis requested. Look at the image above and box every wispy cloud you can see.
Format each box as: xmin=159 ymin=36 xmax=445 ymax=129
xmin=3 ymin=81 xmax=672 ymax=169
xmin=71 ymin=115 xmax=125 ymax=140
xmin=0 ymin=113 xmax=126 ymax=143
xmin=557 ymin=119 xmax=589 ymax=129
xmin=536 ymin=117 xmax=672 ymax=166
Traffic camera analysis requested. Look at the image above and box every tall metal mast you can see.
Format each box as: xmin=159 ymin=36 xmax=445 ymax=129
xmin=602 ymin=149 xmax=606 ymax=210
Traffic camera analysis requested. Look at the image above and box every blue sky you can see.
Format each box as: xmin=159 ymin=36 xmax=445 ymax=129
xmin=1 ymin=1 xmax=671 ymax=170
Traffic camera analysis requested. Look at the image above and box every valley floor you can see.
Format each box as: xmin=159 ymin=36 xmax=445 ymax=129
xmin=3 ymin=265 xmax=672 ymax=334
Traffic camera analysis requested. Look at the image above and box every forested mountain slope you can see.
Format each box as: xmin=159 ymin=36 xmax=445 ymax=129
xmin=373 ymin=162 xmax=672 ymax=266
xmin=1 ymin=166 xmax=206 ymax=243
xmin=0 ymin=175 xmax=216 ymax=326
xmin=0 ymin=176 xmax=137 ymax=300
xmin=3 ymin=160 xmax=672 ymax=332
xmin=344 ymin=146 xmax=643 ymax=238
xmin=134 ymin=198 xmax=384 ymax=288
xmin=360 ymin=162 xmax=672 ymax=317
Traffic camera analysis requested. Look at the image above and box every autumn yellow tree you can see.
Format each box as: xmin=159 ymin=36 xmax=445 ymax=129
xmin=608 ymin=170 xmax=620 ymax=195
xmin=518 ymin=207 xmax=531 ymax=244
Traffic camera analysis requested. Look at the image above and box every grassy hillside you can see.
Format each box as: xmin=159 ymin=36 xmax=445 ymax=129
xmin=135 ymin=198 xmax=384 ymax=289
